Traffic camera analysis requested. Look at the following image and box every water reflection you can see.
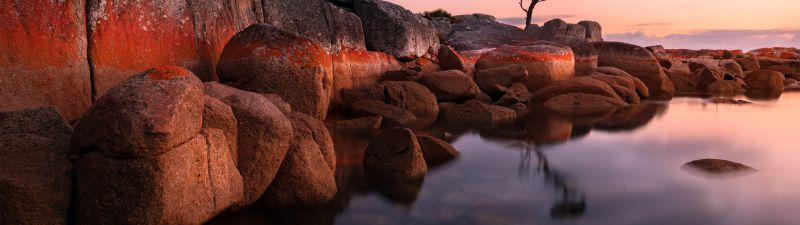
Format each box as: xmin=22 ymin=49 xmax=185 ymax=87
xmin=516 ymin=143 xmax=586 ymax=219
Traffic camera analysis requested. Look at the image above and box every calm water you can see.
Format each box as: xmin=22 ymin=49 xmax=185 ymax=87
xmin=209 ymin=92 xmax=800 ymax=225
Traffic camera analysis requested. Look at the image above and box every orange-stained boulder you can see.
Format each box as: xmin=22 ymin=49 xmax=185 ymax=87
xmin=88 ymin=0 xmax=262 ymax=95
xmin=71 ymin=66 xmax=204 ymax=158
xmin=0 ymin=0 xmax=90 ymax=121
xmin=330 ymin=49 xmax=402 ymax=108
xmin=476 ymin=43 xmax=575 ymax=91
xmin=217 ymin=24 xmax=333 ymax=119
xmin=593 ymin=42 xmax=675 ymax=99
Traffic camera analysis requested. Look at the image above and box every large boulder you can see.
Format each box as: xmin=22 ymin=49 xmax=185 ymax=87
xmin=352 ymin=0 xmax=439 ymax=59
xmin=364 ymin=128 xmax=428 ymax=180
xmin=261 ymin=0 xmax=366 ymax=53
xmin=746 ymin=70 xmax=785 ymax=90
xmin=71 ymin=66 xmax=204 ymax=158
xmin=447 ymin=14 xmax=537 ymax=51
xmin=474 ymin=64 xmax=530 ymax=97
xmin=536 ymin=19 xmax=587 ymax=41
xmin=330 ymin=49 xmax=402 ymax=107
xmin=476 ymin=43 xmax=575 ymax=91
xmin=735 ymin=55 xmax=761 ymax=72
xmin=0 ymin=134 xmax=72 ymax=225
xmin=75 ymin=131 xmax=241 ymax=225
xmin=530 ymin=77 xmax=621 ymax=103
xmin=342 ymin=81 xmax=439 ymax=120
xmin=592 ymin=42 xmax=675 ymax=99
xmin=438 ymin=45 xmax=468 ymax=72
xmin=418 ymin=70 xmax=481 ymax=102
xmin=87 ymin=0 xmax=263 ymax=90
xmin=596 ymin=66 xmax=650 ymax=97
xmin=1 ymin=0 xmax=91 ymax=121
xmin=217 ymin=24 xmax=333 ymax=119
xmin=261 ymin=112 xmax=336 ymax=207
xmin=554 ymin=38 xmax=598 ymax=76
xmin=707 ymin=80 xmax=746 ymax=96
xmin=666 ymin=63 xmax=697 ymax=93
xmin=0 ymin=106 xmax=73 ymax=152
xmin=543 ymin=93 xmax=628 ymax=116
xmin=578 ymin=20 xmax=603 ymax=42
xmin=204 ymin=82 xmax=293 ymax=206
xmin=351 ymin=100 xmax=418 ymax=127
xmin=439 ymin=100 xmax=517 ymax=126
xmin=202 ymin=95 xmax=239 ymax=161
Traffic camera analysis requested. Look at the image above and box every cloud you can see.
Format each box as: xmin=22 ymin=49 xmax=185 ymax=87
xmin=605 ymin=28 xmax=800 ymax=51
xmin=496 ymin=14 xmax=577 ymax=27
xmin=628 ymin=23 xmax=671 ymax=28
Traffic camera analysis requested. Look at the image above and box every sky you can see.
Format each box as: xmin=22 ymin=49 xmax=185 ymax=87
xmin=386 ymin=0 xmax=800 ymax=51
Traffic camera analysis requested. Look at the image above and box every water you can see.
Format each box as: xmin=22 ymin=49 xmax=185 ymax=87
xmin=209 ymin=92 xmax=800 ymax=225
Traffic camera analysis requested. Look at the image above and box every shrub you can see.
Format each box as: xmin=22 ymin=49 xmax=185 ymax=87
xmin=422 ymin=9 xmax=453 ymax=20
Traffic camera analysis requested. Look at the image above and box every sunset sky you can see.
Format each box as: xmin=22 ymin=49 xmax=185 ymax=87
xmin=386 ymin=0 xmax=800 ymax=50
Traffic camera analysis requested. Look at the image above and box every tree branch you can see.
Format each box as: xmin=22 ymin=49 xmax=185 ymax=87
xmin=519 ymin=0 xmax=528 ymax=13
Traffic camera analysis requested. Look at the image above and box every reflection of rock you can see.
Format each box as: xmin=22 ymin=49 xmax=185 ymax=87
xmin=542 ymin=93 xmax=628 ymax=116
xmin=745 ymin=89 xmax=783 ymax=100
xmin=594 ymin=103 xmax=666 ymax=132
xmin=372 ymin=177 xmax=425 ymax=207
xmin=682 ymin=159 xmax=756 ymax=175
xmin=439 ymin=100 xmax=517 ymax=126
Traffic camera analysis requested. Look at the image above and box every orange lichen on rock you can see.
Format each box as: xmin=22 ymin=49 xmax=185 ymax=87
xmin=146 ymin=66 xmax=195 ymax=80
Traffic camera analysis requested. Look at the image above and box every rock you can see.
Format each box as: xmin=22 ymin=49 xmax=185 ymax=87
xmin=438 ymin=45 xmax=468 ymax=72
xmin=88 ymin=0 xmax=263 ymax=89
xmin=766 ymin=65 xmax=796 ymax=75
xmin=201 ymin=129 xmax=245 ymax=214
xmin=217 ymin=24 xmax=333 ymax=119
xmin=351 ymin=100 xmax=417 ymax=127
xmin=707 ymin=80 xmax=746 ymax=96
xmin=75 ymin=133 xmax=237 ymax=225
xmin=596 ymin=66 xmax=650 ymax=98
xmin=537 ymin=19 xmax=568 ymax=40
xmin=476 ymin=91 xmax=494 ymax=103
xmin=790 ymin=73 xmax=800 ymax=81
xmin=495 ymin=83 xmax=531 ymax=106
xmin=202 ymin=95 xmax=239 ymax=160
xmin=71 ymin=66 xmax=204 ymax=158
xmin=331 ymin=49 xmax=402 ymax=108
xmin=530 ymin=77 xmax=621 ymax=103
xmin=509 ymin=103 xmax=530 ymax=118
xmin=735 ymin=56 xmax=761 ymax=72
xmin=402 ymin=56 xmax=442 ymax=73
xmin=383 ymin=69 xmax=422 ymax=81
xmin=746 ymin=70 xmax=785 ymax=90
xmin=1 ymin=0 xmax=90 ymax=121
xmin=336 ymin=116 xmax=383 ymax=136
xmin=447 ymin=14 xmax=536 ymax=51
xmin=416 ymin=135 xmax=459 ymax=166
xmin=785 ymin=78 xmax=799 ymax=87
xmin=720 ymin=60 xmax=746 ymax=79
xmin=418 ymin=70 xmax=481 ymax=102
xmin=0 ymin=106 xmax=73 ymax=152
xmin=706 ymin=98 xmax=752 ymax=105
xmin=577 ymin=21 xmax=603 ymax=42
xmin=609 ymin=84 xmax=641 ymax=104
xmin=261 ymin=93 xmax=292 ymax=114
xmin=555 ymin=39 xmax=598 ymax=76
xmin=0 ymin=134 xmax=72 ymax=225
xmin=262 ymin=112 xmax=336 ymax=207
xmin=439 ymin=100 xmax=517 ymax=125
xmin=353 ymin=0 xmax=439 ymax=59
xmin=430 ymin=18 xmax=453 ymax=41
xmin=696 ymin=67 xmax=723 ymax=92
xmin=682 ymin=159 xmax=755 ymax=175
xmin=204 ymin=82 xmax=293 ymax=206
xmin=542 ymin=93 xmax=628 ymax=116
xmin=475 ymin=43 xmax=575 ymax=90
xmin=383 ymin=81 xmax=440 ymax=119
xmin=593 ymin=42 xmax=675 ymax=99
xmin=474 ymin=64 xmax=529 ymax=97
xmin=261 ymin=0 xmax=366 ymax=53
xmin=364 ymin=128 xmax=427 ymax=180
xmin=665 ymin=63 xmax=697 ymax=93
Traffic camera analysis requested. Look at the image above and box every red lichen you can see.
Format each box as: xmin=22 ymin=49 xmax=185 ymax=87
xmin=146 ymin=66 xmax=193 ymax=80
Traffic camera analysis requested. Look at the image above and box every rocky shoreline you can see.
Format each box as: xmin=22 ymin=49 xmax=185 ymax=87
xmin=1 ymin=0 xmax=799 ymax=224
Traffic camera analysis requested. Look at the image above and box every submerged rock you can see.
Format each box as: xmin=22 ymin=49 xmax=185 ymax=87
xmin=364 ymin=128 xmax=428 ymax=181
xmin=682 ymin=159 xmax=756 ymax=175
xmin=706 ymin=98 xmax=752 ymax=105
xmin=416 ymin=135 xmax=460 ymax=166
xmin=439 ymin=100 xmax=517 ymax=126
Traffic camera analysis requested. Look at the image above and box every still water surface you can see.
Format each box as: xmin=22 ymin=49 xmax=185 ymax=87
xmin=209 ymin=92 xmax=800 ymax=225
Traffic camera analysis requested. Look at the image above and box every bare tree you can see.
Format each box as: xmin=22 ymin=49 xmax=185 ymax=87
xmin=519 ymin=0 xmax=547 ymax=29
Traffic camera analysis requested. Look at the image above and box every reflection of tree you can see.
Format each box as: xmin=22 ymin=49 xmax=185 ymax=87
xmin=516 ymin=142 xmax=586 ymax=219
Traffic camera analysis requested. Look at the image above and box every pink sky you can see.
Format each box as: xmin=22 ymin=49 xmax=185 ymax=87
xmin=386 ymin=0 xmax=800 ymax=50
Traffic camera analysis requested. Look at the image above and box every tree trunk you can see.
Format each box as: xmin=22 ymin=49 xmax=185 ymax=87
xmin=524 ymin=1 xmax=538 ymax=29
